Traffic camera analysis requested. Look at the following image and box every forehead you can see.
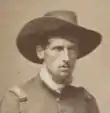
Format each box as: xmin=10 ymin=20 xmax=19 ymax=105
xmin=47 ymin=36 xmax=78 ymax=47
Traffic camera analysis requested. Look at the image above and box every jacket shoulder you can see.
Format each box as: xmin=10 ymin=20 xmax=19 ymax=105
xmin=80 ymin=87 xmax=100 ymax=113
xmin=0 ymin=85 xmax=28 ymax=113
xmin=8 ymin=75 xmax=40 ymax=102
xmin=20 ymin=74 xmax=41 ymax=90
xmin=0 ymin=74 xmax=40 ymax=113
xmin=68 ymin=85 xmax=94 ymax=99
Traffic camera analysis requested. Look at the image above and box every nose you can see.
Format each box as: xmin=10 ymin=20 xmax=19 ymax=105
xmin=62 ymin=48 xmax=69 ymax=62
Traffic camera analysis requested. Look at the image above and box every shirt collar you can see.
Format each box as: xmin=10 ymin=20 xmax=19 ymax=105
xmin=40 ymin=65 xmax=65 ymax=94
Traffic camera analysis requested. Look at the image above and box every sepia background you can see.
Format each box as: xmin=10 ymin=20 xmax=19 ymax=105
xmin=0 ymin=0 xmax=110 ymax=113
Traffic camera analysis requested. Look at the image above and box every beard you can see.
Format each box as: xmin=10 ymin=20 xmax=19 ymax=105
xmin=60 ymin=75 xmax=73 ymax=85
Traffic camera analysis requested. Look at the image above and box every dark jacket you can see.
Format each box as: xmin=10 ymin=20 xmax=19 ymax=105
xmin=0 ymin=73 xmax=100 ymax=113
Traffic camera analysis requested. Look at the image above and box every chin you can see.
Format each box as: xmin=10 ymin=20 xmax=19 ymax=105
xmin=60 ymin=71 xmax=70 ymax=77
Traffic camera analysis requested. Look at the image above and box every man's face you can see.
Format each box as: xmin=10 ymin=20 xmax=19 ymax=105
xmin=39 ymin=36 xmax=79 ymax=84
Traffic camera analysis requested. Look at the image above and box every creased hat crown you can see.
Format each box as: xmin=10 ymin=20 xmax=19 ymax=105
xmin=44 ymin=10 xmax=78 ymax=25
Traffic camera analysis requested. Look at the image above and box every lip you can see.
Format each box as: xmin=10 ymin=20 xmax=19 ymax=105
xmin=59 ymin=66 xmax=70 ymax=70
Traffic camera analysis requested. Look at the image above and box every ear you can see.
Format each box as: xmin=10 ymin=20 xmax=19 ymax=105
xmin=36 ymin=45 xmax=45 ymax=60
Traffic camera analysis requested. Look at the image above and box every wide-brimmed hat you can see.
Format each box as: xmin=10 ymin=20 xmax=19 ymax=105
xmin=16 ymin=10 xmax=102 ymax=64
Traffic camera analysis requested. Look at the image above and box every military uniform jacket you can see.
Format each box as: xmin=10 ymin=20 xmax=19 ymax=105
xmin=0 ymin=74 xmax=100 ymax=113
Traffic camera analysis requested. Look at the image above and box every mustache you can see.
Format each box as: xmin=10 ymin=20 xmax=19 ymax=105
xmin=59 ymin=63 xmax=70 ymax=68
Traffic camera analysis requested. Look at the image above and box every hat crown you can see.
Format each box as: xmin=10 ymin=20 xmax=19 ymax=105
xmin=44 ymin=10 xmax=78 ymax=25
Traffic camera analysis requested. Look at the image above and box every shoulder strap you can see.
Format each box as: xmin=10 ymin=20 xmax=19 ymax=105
xmin=9 ymin=85 xmax=28 ymax=102
xmin=9 ymin=85 xmax=28 ymax=113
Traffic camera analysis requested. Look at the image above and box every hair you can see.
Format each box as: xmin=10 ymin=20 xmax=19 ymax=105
xmin=37 ymin=36 xmax=49 ymax=48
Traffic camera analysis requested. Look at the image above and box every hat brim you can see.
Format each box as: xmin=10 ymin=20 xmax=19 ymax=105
xmin=16 ymin=17 xmax=102 ymax=63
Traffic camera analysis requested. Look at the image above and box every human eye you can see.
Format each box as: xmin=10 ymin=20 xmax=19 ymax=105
xmin=68 ymin=46 xmax=78 ymax=54
xmin=52 ymin=46 xmax=63 ymax=51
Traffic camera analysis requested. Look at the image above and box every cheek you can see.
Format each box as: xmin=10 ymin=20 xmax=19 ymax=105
xmin=69 ymin=57 xmax=77 ymax=67
xmin=69 ymin=52 xmax=77 ymax=61
xmin=44 ymin=52 xmax=59 ymax=66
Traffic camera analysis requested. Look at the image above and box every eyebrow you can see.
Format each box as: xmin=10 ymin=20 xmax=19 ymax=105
xmin=51 ymin=45 xmax=64 ymax=49
xmin=50 ymin=44 xmax=78 ymax=50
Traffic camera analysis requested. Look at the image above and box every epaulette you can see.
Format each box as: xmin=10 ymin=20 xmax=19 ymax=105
xmin=9 ymin=85 xmax=28 ymax=102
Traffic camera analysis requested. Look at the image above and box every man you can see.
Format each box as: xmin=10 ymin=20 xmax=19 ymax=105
xmin=0 ymin=10 xmax=102 ymax=113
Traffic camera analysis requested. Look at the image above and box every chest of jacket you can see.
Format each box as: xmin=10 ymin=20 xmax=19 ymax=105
xmin=20 ymin=81 xmax=89 ymax=113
